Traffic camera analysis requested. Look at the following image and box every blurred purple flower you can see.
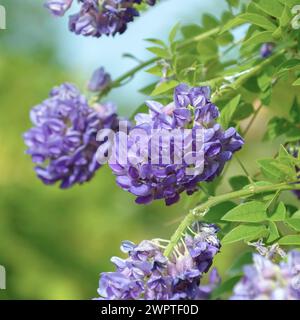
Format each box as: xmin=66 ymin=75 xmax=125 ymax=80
xmin=88 ymin=67 xmax=112 ymax=93
xmin=45 ymin=0 xmax=73 ymax=16
xmin=231 ymin=251 xmax=300 ymax=300
xmin=23 ymin=83 xmax=119 ymax=188
xmin=260 ymin=43 xmax=274 ymax=58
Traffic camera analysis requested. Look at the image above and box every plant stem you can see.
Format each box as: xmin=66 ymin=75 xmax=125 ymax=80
xmin=243 ymin=102 xmax=263 ymax=136
xmin=163 ymin=181 xmax=300 ymax=257
xmin=112 ymin=57 xmax=158 ymax=88
xmin=235 ymin=155 xmax=254 ymax=183
xmin=177 ymin=27 xmax=220 ymax=49
xmin=212 ymin=50 xmax=284 ymax=103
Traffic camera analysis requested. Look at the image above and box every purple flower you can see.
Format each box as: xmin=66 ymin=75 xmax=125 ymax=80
xmin=88 ymin=67 xmax=112 ymax=93
xmin=231 ymin=251 xmax=300 ymax=300
xmin=185 ymin=224 xmax=221 ymax=273
xmin=46 ymin=0 xmax=156 ymax=38
xmin=45 ymin=0 xmax=73 ymax=16
xmin=23 ymin=83 xmax=119 ymax=188
xmin=109 ymin=84 xmax=244 ymax=205
xmin=96 ymin=223 xmax=221 ymax=300
xmin=168 ymin=223 xmax=221 ymax=299
xmin=260 ymin=43 xmax=274 ymax=58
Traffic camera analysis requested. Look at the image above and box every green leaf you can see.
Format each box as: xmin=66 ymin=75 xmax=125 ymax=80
xmin=257 ymin=72 xmax=271 ymax=92
xmin=243 ymin=76 xmax=260 ymax=93
xmin=244 ymin=181 xmax=273 ymax=188
xmin=222 ymin=224 xmax=268 ymax=244
xmin=272 ymin=26 xmax=283 ymax=40
xmin=238 ymin=13 xmax=277 ymax=31
xmin=278 ymin=0 xmax=300 ymax=8
xmin=222 ymin=201 xmax=268 ymax=223
xmin=221 ymin=17 xmax=244 ymax=34
xmin=229 ymin=175 xmax=250 ymax=191
xmin=169 ymin=23 xmax=180 ymax=44
xmin=211 ymin=275 xmax=241 ymax=300
xmin=181 ymin=25 xmax=203 ymax=38
xmin=286 ymin=127 xmax=300 ymax=142
xmin=217 ymin=32 xmax=234 ymax=46
xmin=257 ymin=158 xmax=297 ymax=182
xmin=267 ymin=221 xmax=280 ymax=243
xmin=289 ymin=98 xmax=300 ymax=123
xmin=204 ymin=201 xmax=236 ymax=223
xmin=276 ymin=59 xmax=300 ymax=77
xmin=146 ymin=65 xmax=163 ymax=76
xmin=226 ymin=0 xmax=239 ymax=8
xmin=220 ymin=95 xmax=241 ymax=128
xmin=233 ymin=103 xmax=254 ymax=121
xmin=278 ymin=235 xmax=300 ymax=246
xmin=278 ymin=144 xmax=292 ymax=158
xmin=147 ymin=47 xmax=170 ymax=59
xmin=241 ymin=31 xmax=274 ymax=51
xmin=202 ymin=14 xmax=219 ymax=29
xmin=292 ymin=78 xmax=300 ymax=86
xmin=255 ymin=0 xmax=284 ymax=18
xmin=151 ymin=80 xmax=179 ymax=96
xmin=291 ymin=210 xmax=300 ymax=218
xmin=264 ymin=117 xmax=290 ymax=141
xmin=285 ymin=219 xmax=300 ymax=231
xmin=145 ymin=38 xmax=166 ymax=47
xmin=197 ymin=38 xmax=218 ymax=59
xmin=280 ymin=5 xmax=292 ymax=27
xmin=278 ymin=144 xmax=300 ymax=167
xmin=265 ymin=190 xmax=280 ymax=214
xmin=269 ymin=202 xmax=287 ymax=221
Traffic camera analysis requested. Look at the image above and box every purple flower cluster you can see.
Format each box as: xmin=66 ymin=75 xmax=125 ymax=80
xmin=45 ymin=0 xmax=156 ymax=37
xmin=96 ymin=223 xmax=221 ymax=300
xmin=109 ymin=84 xmax=244 ymax=205
xmin=231 ymin=251 xmax=300 ymax=300
xmin=24 ymin=83 xmax=119 ymax=188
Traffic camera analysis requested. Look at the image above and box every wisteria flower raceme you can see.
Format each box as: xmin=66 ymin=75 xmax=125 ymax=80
xmin=23 ymin=83 xmax=120 ymax=188
xmin=231 ymin=250 xmax=300 ymax=300
xmin=45 ymin=0 xmax=156 ymax=37
xmin=107 ymin=84 xmax=244 ymax=205
xmin=95 ymin=223 xmax=221 ymax=300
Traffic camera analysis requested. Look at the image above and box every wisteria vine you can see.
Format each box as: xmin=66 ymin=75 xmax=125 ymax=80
xmin=22 ymin=0 xmax=300 ymax=300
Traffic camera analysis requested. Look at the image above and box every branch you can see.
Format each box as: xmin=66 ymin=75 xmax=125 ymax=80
xmin=98 ymin=27 xmax=221 ymax=99
xmin=163 ymin=181 xmax=300 ymax=257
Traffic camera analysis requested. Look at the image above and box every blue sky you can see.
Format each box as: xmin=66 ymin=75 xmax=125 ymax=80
xmin=53 ymin=0 xmax=228 ymax=112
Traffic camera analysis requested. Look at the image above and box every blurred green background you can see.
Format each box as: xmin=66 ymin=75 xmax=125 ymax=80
xmin=0 ymin=0 xmax=299 ymax=300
